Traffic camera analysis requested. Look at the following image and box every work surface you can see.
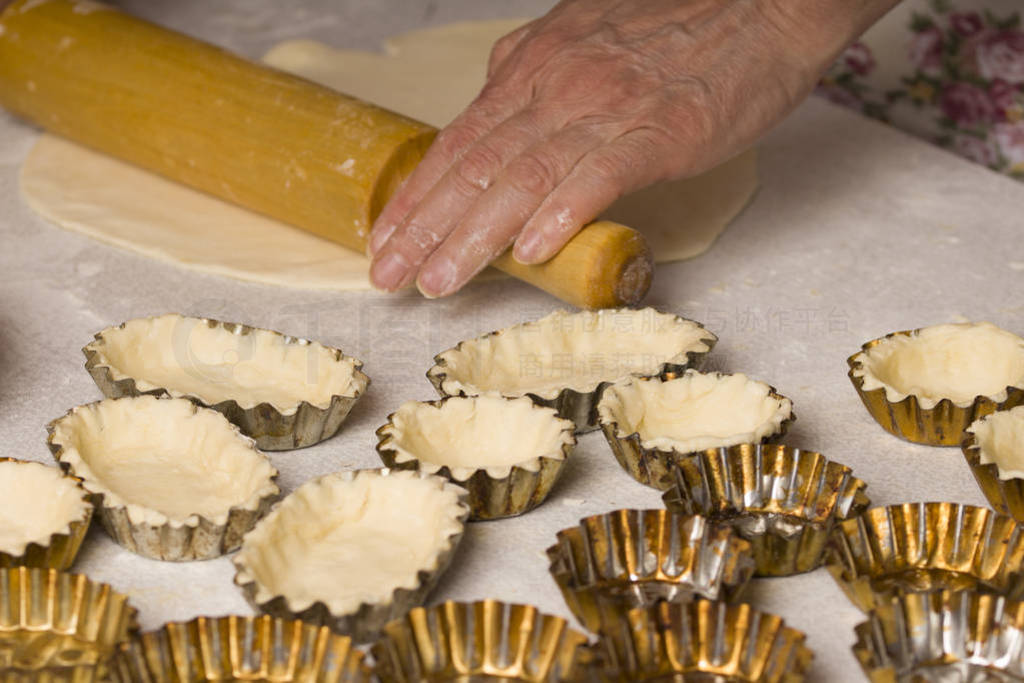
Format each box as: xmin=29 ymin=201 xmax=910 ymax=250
xmin=2 ymin=1 xmax=1023 ymax=680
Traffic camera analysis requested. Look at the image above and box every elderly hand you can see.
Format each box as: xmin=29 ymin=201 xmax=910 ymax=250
xmin=368 ymin=0 xmax=897 ymax=297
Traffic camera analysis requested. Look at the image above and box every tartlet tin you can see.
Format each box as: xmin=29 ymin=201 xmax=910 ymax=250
xmin=83 ymin=314 xmax=371 ymax=450
xmin=371 ymin=600 xmax=592 ymax=682
xmin=375 ymin=396 xmax=576 ymax=520
xmin=847 ymin=327 xmax=1024 ymax=446
xmin=111 ymin=614 xmax=371 ymax=682
xmin=825 ymin=502 xmax=1024 ymax=612
xmin=426 ymin=308 xmax=717 ymax=433
xmin=0 ymin=458 xmax=93 ymax=570
xmin=546 ymin=509 xmax=754 ymax=633
xmin=962 ymin=406 xmax=1024 ymax=521
xmin=0 ymin=567 xmax=138 ymax=681
xmin=590 ymin=600 xmax=813 ymax=682
xmin=662 ymin=444 xmax=869 ymax=576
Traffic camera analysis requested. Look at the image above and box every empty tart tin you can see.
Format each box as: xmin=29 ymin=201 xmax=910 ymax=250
xmin=963 ymin=406 xmax=1024 ymax=521
xmin=589 ymin=600 xmax=813 ymax=682
xmin=371 ymin=600 xmax=592 ymax=682
xmin=111 ymin=614 xmax=371 ymax=682
xmin=426 ymin=308 xmax=717 ymax=433
xmin=825 ymin=502 xmax=1024 ymax=612
xmin=0 ymin=458 xmax=93 ymax=570
xmin=375 ymin=395 xmax=576 ymax=520
xmin=661 ymin=444 xmax=869 ymax=576
xmin=598 ymin=371 xmax=794 ymax=490
xmin=232 ymin=468 xmax=469 ymax=643
xmin=546 ymin=509 xmax=755 ymax=634
xmin=847 ymin=322 xmax=1024 ymax=446
xmin=47 ymin=395 xmax=280 ymax=561
xmin=83 ymin=313 xmax=370 ymax=450
xmin=0 ymin=567 xmax=138 ymax=681
xmin=853 ymin=589 xmax=1024 ymax=682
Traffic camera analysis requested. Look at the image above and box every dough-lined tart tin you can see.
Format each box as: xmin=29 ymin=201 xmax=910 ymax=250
xmin=0 ymin=458 xmax=93 ymax=571
xmin=598 ymin=371 xmax=795 ymax=490
xmin=111 ymin=614 xmax=370 ymax=682
xmin=48 ymin=395 xmax=280 ymax=562
xmin=371 ymin=600 xmax=592 ymax=682
xmin=233 ymin=468 xmax=469 ymax=643
xmin=825 ymin=502 xmax=1024 ymax=613
xmin=0 ymin=567 xmax=138 ymax=681
xmin=962 ymin=406 xmax=1024 ymax=522
xmin=661 ymin=443 xmax=869 ymax=576
xmin=426 ymin=308 xmax=717 ymax=433
xmin=848 ymin=322 xmax=1024 ymax=446
xmin=853 ymin=589 xmax=1024 ymax=683
xmin=375 ymin=395 xmax=576 ymax=520
xmin=589 ymin=600 xmax=813 ymax=682
xmin=83 ymin=313 xmax=370 ymax=450
xmin=546 ymin=509 xmax=755 ymax=634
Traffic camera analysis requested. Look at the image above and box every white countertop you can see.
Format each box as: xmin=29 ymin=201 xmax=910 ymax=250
xmin=1 ymin=2 xmax=1023 ymax=680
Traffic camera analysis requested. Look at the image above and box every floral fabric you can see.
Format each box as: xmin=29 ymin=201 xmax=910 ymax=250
xmin=817 ymin=0 xmax=1024 ymax=179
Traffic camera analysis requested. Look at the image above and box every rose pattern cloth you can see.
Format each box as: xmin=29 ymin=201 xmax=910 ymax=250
xmin=817 ymin=0 xmax=1024 ymax=179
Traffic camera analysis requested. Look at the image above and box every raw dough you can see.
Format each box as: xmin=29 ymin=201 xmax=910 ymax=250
xmin=969 ymin=406 xmax=1024 ymax=480
xmin=0 ymin=460 xmax=91 ymax=556
xmin=19 ymin=19 xmax=758 ymax=291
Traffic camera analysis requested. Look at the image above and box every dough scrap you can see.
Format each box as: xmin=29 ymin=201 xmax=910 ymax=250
xmin=19 ymin=19 xmax=758 ymax=291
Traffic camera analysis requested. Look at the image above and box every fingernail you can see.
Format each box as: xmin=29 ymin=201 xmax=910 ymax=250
xmin=417 ymin=258 xmax=458 ymax=298
xmin=370 ymin=251 xmax=409 ymax=291
xmin=513 ymin=230 xmax=543 ymax=264
xmin=367 ymin=222 xmax=397 ymax=257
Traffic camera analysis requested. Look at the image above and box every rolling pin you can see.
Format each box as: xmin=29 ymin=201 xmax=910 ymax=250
xmin=0 ymin=0 xmax=653 ymax=309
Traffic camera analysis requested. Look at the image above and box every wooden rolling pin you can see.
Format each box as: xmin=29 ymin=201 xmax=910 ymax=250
xmin=0 ymin=0 xmax=653 ymax=309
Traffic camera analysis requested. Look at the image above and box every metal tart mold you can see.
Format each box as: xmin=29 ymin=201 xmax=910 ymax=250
xmin=48 ymin=396 xmax=280 ymax=562
xmin=426 ymin=308 xmax=716 ymax=433
xmin=963 ymin=406 xmax=1024 ymax=521
xmin=0 ymin=458 xmax=93 ymax=571
xmin=847 ymin=323 xmax=1024 ymax=446
xmin=375 ymin=395 xmax=576 ymax=520
xmin=661 ymin=443 xmax=868 ymax=576
xmin=83 ymin=313 xmax=370 ymax=450
xmin=546 ymin=509 xmax=755 ymax=634
xmin=371 ymin=600 xmax=592 ymax=682
xmin=825 ymin=502 xmax=1024 ymax=612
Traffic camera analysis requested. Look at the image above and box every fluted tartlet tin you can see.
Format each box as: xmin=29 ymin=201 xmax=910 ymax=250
xmin=111 ymin=614 xmax=371 ymax=682
xmin=546 ymin=509 xmax=754 ymax=634
xmin=371 ymin=600 xmax=592 ymax=682
xmin=590 ymin=600 xmax=813 ymax=682
xmin=599 ymin=372 xmax=795 ymax=490
xmin=83 ymin=313 xmax=370 ymax=450
xmin=853 ymin=589 xmax=1024 ymax=682
xmin=963 ymin=406 xmax=1024 ymax=522
xmin=233 ymin=469 xmax=469 ymax=643
xmin=426 ymin=308 xmax=717 ymax=433
xmin=662 ymin=444 xmax=869 ymax=576
xmin=47 ymin=396 xmax=280 ymax=562
xmin=0 ymin=458 xmax=93 ymax=571
xmin=0 ymin=567 xmax=138 ymax=681
xmin=847 ymin=324 xmax=1024 ymax=446
xmin=825 ymin=502 xmax=1024 ymax=612
xmin=376 ymin=396 xmax=576 ymax=520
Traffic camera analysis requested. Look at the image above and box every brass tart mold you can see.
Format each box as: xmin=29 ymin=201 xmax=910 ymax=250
xmin=376 ymin=395 xmax=576 ymax=520
xmin=0 ymin=567 xmax=138 ymax=680
xmin=0 ymin=458 xmax=93 ymax=570
xmin=233 ymin=468 xmax=469 ymax=643
xmin=111 ymin=614 xmax=370 ymax=682
xmin=426 ymin=308 xmax=717 ymax=433
xmin=963 ymin=406 xmax=1024 ymax=521
xmin=590 ymin=600 xmax=812 ymax=682
xmin=371 ymin=600 xmax=591 ymax=682
xmin=825 ymin=502 xmax=1024 ymax=612
xmin=598 ymin=371 xmax=794 ymax=490
xmin=48 ymin=396 xmax=280 ymax=562
xmin=662 ymin=444 xmax=868 ymax=576
xmin=546 ymin=509 xmax=755 ymax=634
xmin=847 ymin=323 xmax=1024 ymax=446
xmin=83 ymin=313 xmax=370 ymax=450
xmin=853 ymin=589 xmax=1024 ymax=682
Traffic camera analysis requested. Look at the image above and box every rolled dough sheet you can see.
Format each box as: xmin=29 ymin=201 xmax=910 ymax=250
xmin=19 ymin=19 xmax=758 ymax=292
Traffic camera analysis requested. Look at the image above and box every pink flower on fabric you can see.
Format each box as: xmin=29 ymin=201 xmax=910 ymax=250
xmin=989 ymin=79 xmax=1018 ymax=120
xmin=951 ymin=134 xmax=999 ymax=166
xmin=842 ymin=42 xmax=876 ymax=76
xmin=909 ymin=25 xmax=944 ymax=76
xmin=950 ymin=12 xmax=984 ymax=38
xmin=816 ymin=84 xmax=863 ymax=110
xmin=976 ymin=30 xmax=1024 ymax=84
xmin=993 ymin=121 xmax=1024 ymax=166
xmin=939 ymin=82 xmax=996 ymax=126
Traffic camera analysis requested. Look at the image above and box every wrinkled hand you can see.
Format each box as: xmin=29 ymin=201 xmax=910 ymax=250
xmin=368 ymin=0 xmax=896 ymax=297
